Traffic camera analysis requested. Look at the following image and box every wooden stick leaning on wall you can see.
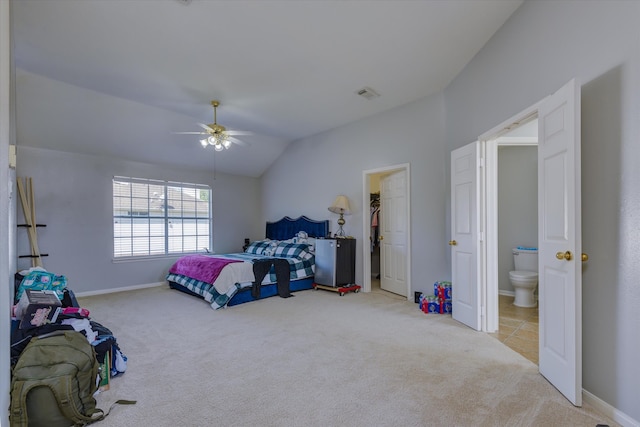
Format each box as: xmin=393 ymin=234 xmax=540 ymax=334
xmin=28 ymin=178 xmax=37 ymax=263
xmin=17 ymin=177 xmax=43 ymax=268
xmin=29 ymin=178 xmax=36 ymax=252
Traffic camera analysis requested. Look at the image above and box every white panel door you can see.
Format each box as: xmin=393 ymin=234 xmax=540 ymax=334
xmin=380 ymin=170 xmax=407 ymax=296
xmin=450 ymin=142 xmax=481 ymax=331
xmin=538 ymin=79 xmax=582 ymax=406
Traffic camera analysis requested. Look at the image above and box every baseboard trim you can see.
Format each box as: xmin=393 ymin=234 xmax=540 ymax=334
xmin=583 ymin=389 xmax=639 ymax=427
xmin=75 ymin=281 xmax=165 ymax=298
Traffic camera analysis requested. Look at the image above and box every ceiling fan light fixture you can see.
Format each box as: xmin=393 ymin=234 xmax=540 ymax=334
xmin=177 ymin=100 xmax=250 ymax=151
xmin=206 ymin=134 xmax=230 ymax=150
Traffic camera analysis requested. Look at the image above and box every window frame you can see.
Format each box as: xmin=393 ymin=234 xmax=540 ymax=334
xmin=112 ymin=176 xmax=212 ymax=260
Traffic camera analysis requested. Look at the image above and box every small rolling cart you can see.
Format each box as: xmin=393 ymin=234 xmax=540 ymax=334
xmin=312 ymin=283 xmax=360 ymax=297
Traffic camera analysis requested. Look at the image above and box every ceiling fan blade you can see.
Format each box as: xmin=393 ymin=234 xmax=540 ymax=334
xmin=226 ymin=130 xmax=253 ymax=136
xmin=172 ymin=131 xmax=207 ymax=135
xmin=228 ymin=136 xmax=249 ymax=147
xmin=198 ymin=123 xmax=214 ymax=131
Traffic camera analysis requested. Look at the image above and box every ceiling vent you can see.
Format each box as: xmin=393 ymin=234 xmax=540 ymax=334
xmin=356 ymin=87 xmax=380 ymax=100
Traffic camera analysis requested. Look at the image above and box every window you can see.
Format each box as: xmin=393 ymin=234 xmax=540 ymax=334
xmin=113 ymin=176 xmax=212 ymax=258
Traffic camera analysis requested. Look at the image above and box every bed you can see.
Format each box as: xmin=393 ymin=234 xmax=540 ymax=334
xmin=166 ymin=216 xmax=329 ymax=309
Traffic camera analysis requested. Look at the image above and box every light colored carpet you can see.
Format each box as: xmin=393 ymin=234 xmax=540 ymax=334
xmin=79 ymin=285 xmax=615 ymax=427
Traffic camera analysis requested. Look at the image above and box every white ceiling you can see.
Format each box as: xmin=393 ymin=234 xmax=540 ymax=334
xmin=11 ymin=0 xmax=523 ymax=177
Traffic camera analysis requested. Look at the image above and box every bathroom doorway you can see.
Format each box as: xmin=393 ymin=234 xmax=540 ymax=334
xmin=453 ymin=78 xmax=583 ymax=405
xmin=489 ymin=122 xmax=539 ymax=364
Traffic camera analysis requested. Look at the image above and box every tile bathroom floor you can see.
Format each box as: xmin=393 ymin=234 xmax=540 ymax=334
xmin=489 ymin=295 xmax=539 ymax=365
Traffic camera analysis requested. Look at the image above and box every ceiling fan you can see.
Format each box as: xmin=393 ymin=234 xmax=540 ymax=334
xmin=175 ymin=100 xmax=252 ymax=151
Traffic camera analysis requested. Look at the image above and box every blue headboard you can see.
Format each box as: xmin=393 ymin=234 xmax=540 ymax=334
xmin=265 ymin=216 xmax=329 ymax=240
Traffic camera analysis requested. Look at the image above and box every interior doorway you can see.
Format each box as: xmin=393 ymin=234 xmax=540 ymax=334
xmin=480 ymin=79 xmax=588 ymax=406
xmin=362 ymin=163 xmax=411 ymax=301
xmin=487 ymin=120 xmax=539 ymax=364
xmin=450 ymin=79 xmax=582 ymax=405
xmin=369 ymin=175 xmax=381 ymax=289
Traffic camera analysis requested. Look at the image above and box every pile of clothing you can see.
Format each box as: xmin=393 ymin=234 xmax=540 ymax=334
xmin=10 ymin=267 xmax=128 ymax=380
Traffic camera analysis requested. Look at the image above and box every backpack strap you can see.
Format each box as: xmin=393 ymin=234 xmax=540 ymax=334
xmin=9 ymin=380 xmax=29 ymax=427
xmin=79 ymin=399 xmax=137 ymax=425
xmin=101 ymin=399 xmax=137 ymax=421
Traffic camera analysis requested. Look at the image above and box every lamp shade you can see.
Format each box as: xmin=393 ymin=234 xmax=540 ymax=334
xmin=328 ymin=195 xmax=352 ymax=215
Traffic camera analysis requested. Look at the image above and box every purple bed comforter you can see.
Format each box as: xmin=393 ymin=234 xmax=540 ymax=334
xmin=168 ymin=255 xmax=242 ymax=284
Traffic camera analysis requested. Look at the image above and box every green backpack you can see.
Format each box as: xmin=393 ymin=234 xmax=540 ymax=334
xmin=10 ymin=330 xmax=134 ymax=427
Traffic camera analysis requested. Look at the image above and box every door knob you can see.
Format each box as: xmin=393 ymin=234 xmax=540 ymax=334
xmin=556 ymin=251 xmax=573 ymax=261
xmin=379 ymin=235 xmax=384 ymax=241
xmin=581 ymin=253 xmax=589 ymax=262
xmin=448 ymin=240 xmax=457 ymax=246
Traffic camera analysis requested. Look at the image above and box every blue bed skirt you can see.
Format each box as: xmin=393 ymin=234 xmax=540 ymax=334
xmin=227 ymin=278 xmax=315 ymax=306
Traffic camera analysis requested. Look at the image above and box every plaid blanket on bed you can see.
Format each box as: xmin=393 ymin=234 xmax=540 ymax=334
xmin=166 ymin=273 xmax=241 ymax=309
xmin=221 ymin=252 xmax=314 ymax=280
xmin=166 ymin=253 xmax=314 ymax=309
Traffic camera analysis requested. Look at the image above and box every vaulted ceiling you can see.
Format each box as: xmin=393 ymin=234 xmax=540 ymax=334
xmin=11 ymin=0 xmax=523 ymax=177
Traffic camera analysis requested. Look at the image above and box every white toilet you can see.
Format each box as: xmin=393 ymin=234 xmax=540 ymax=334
xmin=509 ymin=247 xmax=538 ymax=307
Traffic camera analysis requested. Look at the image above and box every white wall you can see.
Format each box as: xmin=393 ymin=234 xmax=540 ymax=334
xmin=261 ymin=94 xmax=449 ymax=296
xmin=444 ymin=0 xmax=640 ymax=422
xmin=1 ymin=1 xmax=12 ymax=424
xmin=15 ymin=146 xmax=262 ymax=294
xmin=497 ymin=146 xmax=537 ymax=293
